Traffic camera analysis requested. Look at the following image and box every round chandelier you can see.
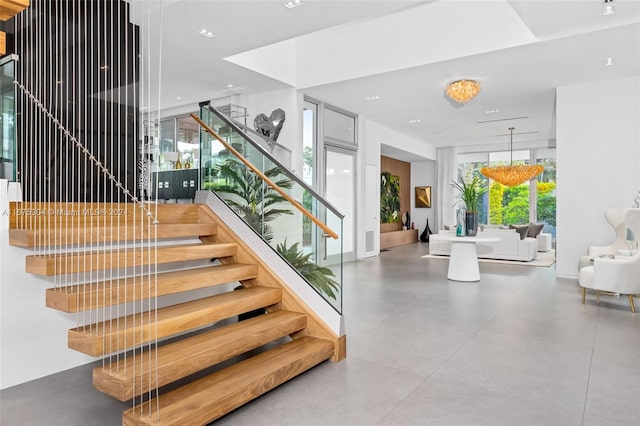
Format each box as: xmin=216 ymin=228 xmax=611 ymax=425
xmin=480 ymin=127 xmax=544 ymax=187
xmin=445 ymin=79 xmax=481 ymax=104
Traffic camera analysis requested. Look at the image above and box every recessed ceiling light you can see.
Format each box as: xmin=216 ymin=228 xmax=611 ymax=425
xmin=284 ymin=0 xmax=303 ymax=9
xmin=176 ymin=96 xmax=183 ymax=100
xmin=604 ymin=57 xmax=614 ymax=66
xmin=485 ymin=109 xmax=500 ymax=114
xmin=226 ymin=84 xmax=234 ymax=88
xmin=603 ymin=0 xmax=615 ymax=15
xmin=198 ymin=28 xmax=215 ymax=38
xmin=408 ymin=119 xmax=421 ymax=123
xmin=365 ymin=96 xmax=381 ymax=101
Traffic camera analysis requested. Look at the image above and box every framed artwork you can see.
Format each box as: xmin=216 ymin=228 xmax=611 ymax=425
xmin=415 ymin=186 xmax=431 ymax=208
xmin=380 ymin=172 xmax=400 ymax=223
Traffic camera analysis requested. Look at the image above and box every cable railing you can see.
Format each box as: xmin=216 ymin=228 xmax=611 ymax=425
xmin=194 ymin=104 xmax=344 ymax=313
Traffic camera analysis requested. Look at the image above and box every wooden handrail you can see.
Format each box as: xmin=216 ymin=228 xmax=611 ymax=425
xmin=190 ymin=113 xmax=339 ymax=240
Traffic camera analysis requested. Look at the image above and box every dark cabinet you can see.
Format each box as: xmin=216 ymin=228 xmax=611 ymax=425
xmin=151 ymin=169 xmax=198 ymax=200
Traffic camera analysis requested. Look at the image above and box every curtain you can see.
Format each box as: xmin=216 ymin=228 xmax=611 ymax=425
xmin=436 ymin=147 xmax=457 ymax=231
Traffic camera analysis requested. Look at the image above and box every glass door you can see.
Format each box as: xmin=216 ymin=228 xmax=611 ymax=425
xmin=323 ymin=146 xmax=355 ymax=263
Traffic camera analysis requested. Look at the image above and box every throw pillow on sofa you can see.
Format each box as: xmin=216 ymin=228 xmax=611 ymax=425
xmin=527 ymin=223 xmax=544 ymax=238
xmin=509 ymin=224 xmax=529 ymax=240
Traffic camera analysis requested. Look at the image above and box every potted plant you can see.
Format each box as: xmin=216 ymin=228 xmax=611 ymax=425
xmin=452 ymin=176 xmax=487 ymax=236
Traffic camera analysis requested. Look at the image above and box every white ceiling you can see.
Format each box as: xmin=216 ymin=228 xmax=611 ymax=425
xmin=131 ymin=0 xmax=640 ymax=159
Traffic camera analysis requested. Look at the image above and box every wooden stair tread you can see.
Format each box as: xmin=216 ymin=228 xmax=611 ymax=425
xmin=93 ymin=310 xmax=307 ymax=401
xmin=9 ymin=202 xmax=202 ymax=228
xmin=9 ymin=223 xmax=217 ymax=247
xmin=68 ymin=287 xmax=282 ymax=357
xmin=25 ymin=242 xmax=237 ymax=276
xmin=46 ymin=263 xmax=259 ymax=312
xmin=122 ymin=336 xmax=334 ymax=426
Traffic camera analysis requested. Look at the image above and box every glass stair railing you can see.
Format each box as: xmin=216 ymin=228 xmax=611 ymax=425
xmin=193 ymin=104 xmax=344 ymax=313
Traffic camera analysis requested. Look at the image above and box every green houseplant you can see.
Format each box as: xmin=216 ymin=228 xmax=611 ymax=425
xmin=276 ymin=240 xmax=339 ymax=300
xmin=451 ymin=175 xmax=487 ymax=236
xmin=211 ymin=158 xmax=293 ymax=242
xmin=210 ymin=158 xmax=339 ymax=300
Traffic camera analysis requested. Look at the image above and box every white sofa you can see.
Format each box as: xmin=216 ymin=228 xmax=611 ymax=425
xmin=429 ymin=228 xmax=538 ymax=261
xmin=536 ymin=233 xmax=552 ymax=252
xmin=482 ymin=224 xmax=551 ymax=252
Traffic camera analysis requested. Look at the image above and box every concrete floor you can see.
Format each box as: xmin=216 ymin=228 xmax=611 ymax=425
xmin=2 ymin=243 xmax=639 ymax=425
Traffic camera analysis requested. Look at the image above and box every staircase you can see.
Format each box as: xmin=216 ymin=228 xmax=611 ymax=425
xmin=10 ymin=201 xmax=344 ymax=425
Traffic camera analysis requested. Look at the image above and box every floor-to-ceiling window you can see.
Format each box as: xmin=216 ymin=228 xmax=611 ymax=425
xmin=457 ymin=148 xmax=557 ymax=237
xmin=302 ymin=100 xmax=317 ymax=187
xmin=303 ymin=97 xmax=357 ymax=263
xmin=302 ymin=101 xmax=318 ymax=247
xmin=535 ymin=148 xmax=557 ymax=236
xmin=0 ymin=57 xmax=16 ymax=181
xmin=158 ymin=113 xmax=200 ymax=170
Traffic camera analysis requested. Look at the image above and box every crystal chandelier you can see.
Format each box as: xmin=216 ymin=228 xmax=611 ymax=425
xmin=480 ymin=128 xmax=544 ymax=187
xmin=445 ymin=79 xmax=481 ymax=104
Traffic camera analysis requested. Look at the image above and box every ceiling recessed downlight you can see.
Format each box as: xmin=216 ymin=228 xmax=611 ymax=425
xmin=604 ymin=57 xmax=614 ymax=66
xmin=198 ymin=28 xmax=215 ymax=38
xmin=365 ymin=95 xmax=381 ymax=101
xmin=485 ymin=109 xmax=500 ymax=114
xmin=408 ymin=119 xmax=421 ymax=123
xmin=284 ymin=0 xmax=303 ymax=9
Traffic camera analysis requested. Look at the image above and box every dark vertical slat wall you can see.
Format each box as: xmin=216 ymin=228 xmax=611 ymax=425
xmin=15 ymin=0 xmax=139 ymax=202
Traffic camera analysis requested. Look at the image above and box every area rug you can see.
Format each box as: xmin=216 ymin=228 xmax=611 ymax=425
xmin=421 ymin=250 xmax=556 ymax=267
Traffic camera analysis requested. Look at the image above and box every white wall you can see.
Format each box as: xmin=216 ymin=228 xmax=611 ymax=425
xmin=411 ymin=161 xmax=437 ymax=240
xmin=556 ymin=76 xmax=640 ymax=278
xmin=0 ymin=234 xmax=95 ymax=389
xmin=357 ymin=118 xmax=437 ymax=259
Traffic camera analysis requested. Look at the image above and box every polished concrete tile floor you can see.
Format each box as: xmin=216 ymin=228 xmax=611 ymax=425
xmin=2 ymin=243 xmax=639 ymax=425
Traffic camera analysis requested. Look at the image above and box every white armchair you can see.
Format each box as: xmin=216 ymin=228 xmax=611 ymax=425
xmin=578 ymin=208 xmax=640 ymax=313
xmin=578 ymin=208 xmax=628 ymax=270
xmin=588 ymin=208 xmax=628 ymax=256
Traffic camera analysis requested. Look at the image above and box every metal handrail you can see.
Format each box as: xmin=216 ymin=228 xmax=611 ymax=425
xmin=191 ymin=113 xmax=339 ymax=240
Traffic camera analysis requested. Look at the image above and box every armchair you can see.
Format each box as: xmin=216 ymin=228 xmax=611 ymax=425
xmin=578 ymin=208 xmax=640 ymax=313
xmin=578 ymin=208 xmax=628 ymax=270
xmin=588 ymin=208 xmax=628 ymax=256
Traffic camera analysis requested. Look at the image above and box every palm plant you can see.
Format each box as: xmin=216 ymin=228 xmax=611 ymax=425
xmin=212 ymin=159 xmax=293 ymax=242
xmin=211 ymin=158 xmax=338 ymax=300
xmin=452 ymin=175 xmax=487 ymax=212
xmin=276 ymin=240 xmax=339 ymax=299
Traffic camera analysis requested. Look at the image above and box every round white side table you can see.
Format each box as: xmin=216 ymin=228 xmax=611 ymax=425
xmin=435 ymin=235 xmax=501 ymax=282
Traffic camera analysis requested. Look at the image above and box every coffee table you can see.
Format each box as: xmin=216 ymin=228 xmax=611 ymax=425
xmin=434 ymin=235 xmax=500 ymax=282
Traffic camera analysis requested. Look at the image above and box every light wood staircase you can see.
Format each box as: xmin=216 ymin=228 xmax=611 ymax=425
xmin=10 ymin=201 xmax=344 ymax=425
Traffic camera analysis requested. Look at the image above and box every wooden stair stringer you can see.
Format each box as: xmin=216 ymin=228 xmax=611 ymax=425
xmin=93 ymin=310 xmax=307 ymax=401
xmin=197 ymin=204 xmax=346 ymax=361
xmin=122 ymin=336 xmax=335 ymax=426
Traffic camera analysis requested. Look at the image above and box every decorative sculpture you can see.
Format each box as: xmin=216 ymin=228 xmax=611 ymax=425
xmin=254 ymin=108 xmax=286 ymax=142
xmin=420 ymin=219 xmax=433 ymax=242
